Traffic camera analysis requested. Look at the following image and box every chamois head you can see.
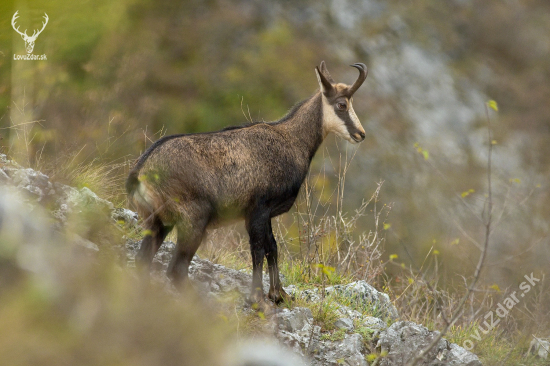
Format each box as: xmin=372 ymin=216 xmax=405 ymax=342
xmin=315 ymin=61 xmax=368 ymax=143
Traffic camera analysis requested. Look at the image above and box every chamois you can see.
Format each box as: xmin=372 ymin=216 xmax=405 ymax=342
xmin=126 ymin=61 xmax=368 ymax=307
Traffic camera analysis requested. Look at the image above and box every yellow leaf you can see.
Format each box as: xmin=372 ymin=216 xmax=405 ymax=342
xmin=322 ymin=266 xmax=335 ymax=276
xmin=401 ymin=262 xmax=405 ymax=268
xmin=142 ymin=229 xmax=153 ymax=236
xmin=433 ymin=250 xmax=440 ymax=255
xmin=487 ymin=100 xmax=499 ymax=112
xmin=509 ymin=178 xmax=521 ymax=184
xmin=422 ymin=150 xmax=429 ymax=160
xmin=383 ymin=223 xmax=391 ymax=230
xmin=257 ymin=311 xmax=266 ymax=320
xmin=450 ymin=238 xmax=460 ymax=246
xmin=490 ymin=284 xmax=501 ymax=292
xmin=389 ymin=254 xmax=398 ymax=261
xmin=491 ymin=140 xmax=497 ymax=145
xmin=461 ymin=189 xmax=475 ymax=198
xmin=366 ymin=354 xmax=378 ymax=362
xmin=408 ymin=277 xmax=414 ymax=284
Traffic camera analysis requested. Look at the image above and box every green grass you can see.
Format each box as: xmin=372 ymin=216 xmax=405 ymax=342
xmin=320 ymin=328 xmax=347 ymax=342
xmin=279 ymin=260 xmax=351 ymax=287
xmin=445 ymin=324 xmax=549 ymax=366
xmin=355 ymin=326 xmax=376 ymax=342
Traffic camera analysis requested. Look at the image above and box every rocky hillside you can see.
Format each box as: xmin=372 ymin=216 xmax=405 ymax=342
xmin=0 ymin=154 xmax=488 ymax=365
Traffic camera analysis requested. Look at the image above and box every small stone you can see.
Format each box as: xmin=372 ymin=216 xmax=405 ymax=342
xmin=71 ymin=234 xmax=100 ymax=252
xmin=112 ymin=207 xmax=139 ymax=227
xmin=0 ymin=169 xmax=10 ymax=183
xmin=528 ymin=337 xmax=550 ymax=359
xmin=334 ymin=317 xmax=354 ymax=331
xmin=362 ymin=316 xmax=387 ymax=331
xmin=276 ymin=307 xmax=313 ymax=333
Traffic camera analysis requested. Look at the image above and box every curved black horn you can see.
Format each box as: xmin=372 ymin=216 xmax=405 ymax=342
xmin=347 ymin=63 xmax=368 ymax=96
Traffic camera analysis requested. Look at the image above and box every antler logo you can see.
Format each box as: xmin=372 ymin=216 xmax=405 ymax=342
xmin=12 ymin=11 xmax=49 ymax=54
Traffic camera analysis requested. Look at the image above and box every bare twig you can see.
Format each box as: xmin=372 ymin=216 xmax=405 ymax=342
xmin=405 ymin=103 xmax=494 ymax=366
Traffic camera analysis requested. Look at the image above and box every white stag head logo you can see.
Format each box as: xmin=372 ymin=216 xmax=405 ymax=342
xmin=11 ymin=11 xmax=49 ymax=54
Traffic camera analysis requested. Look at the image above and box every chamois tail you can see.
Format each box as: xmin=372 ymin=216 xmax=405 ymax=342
xmin=126 ymin=169 xmax=140 ymax=196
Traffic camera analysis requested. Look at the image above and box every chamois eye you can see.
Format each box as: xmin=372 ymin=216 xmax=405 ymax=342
xmin=337 ymin=102 xmax=347 ymax=111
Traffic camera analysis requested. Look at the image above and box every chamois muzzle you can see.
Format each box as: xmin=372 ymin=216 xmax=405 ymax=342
xmin=351 ymin=130 xmax=366 ymax=143
xmin=347 ymin=63 xmax=368 ymax=97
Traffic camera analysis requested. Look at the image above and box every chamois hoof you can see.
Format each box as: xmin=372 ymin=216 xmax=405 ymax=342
xmin=249 ymin=297 xmax=276 ymax=315
xmin=248 ymin=290 xmax=279 ymax=314
xmin=268 ymin=287 xmax=294 ymax=305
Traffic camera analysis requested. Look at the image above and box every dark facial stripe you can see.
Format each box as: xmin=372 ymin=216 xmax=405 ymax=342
xmin=337 ymin=109 xmax=362 ymax=137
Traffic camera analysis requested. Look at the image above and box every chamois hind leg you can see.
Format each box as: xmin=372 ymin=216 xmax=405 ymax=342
xmin=245 ymin=212 xmax=269 ymax=308
xmin=167 ymin=217 xmax=208 ymax=288
xmin=265 ymin=220 xmax=291 ymax=304
xmin=136 ymin=215 xmax=173 ymax=266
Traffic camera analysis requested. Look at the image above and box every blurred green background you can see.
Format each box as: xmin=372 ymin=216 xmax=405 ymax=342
xmin=1 ymin=0 xmax=549 ymax=289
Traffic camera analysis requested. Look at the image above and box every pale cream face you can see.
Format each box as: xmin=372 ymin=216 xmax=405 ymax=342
xmin=320 ymin=94 xmax=358 ymax=143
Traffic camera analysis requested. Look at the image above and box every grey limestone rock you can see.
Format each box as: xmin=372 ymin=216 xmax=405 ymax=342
xmin=377 ymin=321 xmax=482 ymax=366
xmin=0 ymin=169 xmax=10 ymax=183
xmin=334 ymin=317 xmax=354 ymax=331
xmin=226 ymin=339 xmax=308 ymax=366
xmin=276 ymin=307 xmax=314 ymax=333
xmin=112 ymin=207 xmax=139 ymax=227
xmin=361 ymin=316 xmax=387 ymax=339
xmin=313 ymin=333 xmax=367 ymax=366
xmin=189 ymin=255 xmax=271 ymax=296
xmin=325 ymin=281 xmax=399 ymax=320
xmin=276 ymin=307 xmax=321 ymax=358
xmin=528 ymin=337 xmax=550 ymax=359
xmin=11 ymin=168 xmax=55 ymax=202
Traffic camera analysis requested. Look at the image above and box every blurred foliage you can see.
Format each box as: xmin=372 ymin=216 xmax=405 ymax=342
xmin=0 ymin=188 xmax=231 ymax=366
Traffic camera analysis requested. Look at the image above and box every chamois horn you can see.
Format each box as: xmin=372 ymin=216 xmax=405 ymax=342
xmin=347 ymin=63 xmax=368 ymax=96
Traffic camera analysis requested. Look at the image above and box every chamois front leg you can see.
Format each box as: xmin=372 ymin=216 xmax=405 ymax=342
xmin=246 ymin=214 xmax=270 ymax=310
xmin=265 ymin=220 xmax=292 ymax=304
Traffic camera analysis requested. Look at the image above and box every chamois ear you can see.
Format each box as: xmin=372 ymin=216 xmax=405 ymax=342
xmin=319 ymin=61 xmax=335 ymax=84
xmin=315 ymin=62 xmax=334 ymax=96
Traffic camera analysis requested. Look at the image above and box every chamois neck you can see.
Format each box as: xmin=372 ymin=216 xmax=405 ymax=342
xmin=274 ymin=92 xmax=324 ymax=162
